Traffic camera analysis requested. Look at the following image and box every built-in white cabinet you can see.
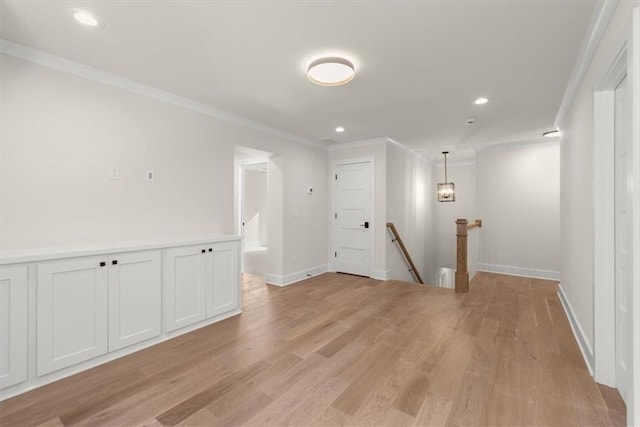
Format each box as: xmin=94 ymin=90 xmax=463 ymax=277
xmin=108 ymin=251 xmax=161 ymax=351
xmin=0 ymin=265 xmax=28 ymax=390
xmin=0 ymin=235 xmax=240 ymax=400
xmin=37 ymin=250 xmax=162 ymax=375
xmin=164 ymin=245 xmax=207 ymax=332
xmin=165 ymin=241 xmax=240 ymax=332
xmin=207 ymin=241 xmax=239 ymax=318
xmin=37 ymin=257 xmax=109 ymax=376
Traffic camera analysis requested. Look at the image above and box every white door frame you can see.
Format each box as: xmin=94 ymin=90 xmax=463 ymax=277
xmin=330 ymin=157 xmax=376 ymax=277
xmin=593 ymin=8 xmax=640 ymax=425
xmin=234 ymin=156 xmax=270 ymax=274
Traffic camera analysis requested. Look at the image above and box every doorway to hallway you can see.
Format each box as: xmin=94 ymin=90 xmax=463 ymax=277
xmin=242 ymin=162 xmax=268 ymax=277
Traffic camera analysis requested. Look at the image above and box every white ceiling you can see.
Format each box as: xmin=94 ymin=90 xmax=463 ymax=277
xmin=0 ymin=1 xmax=597 ymax=157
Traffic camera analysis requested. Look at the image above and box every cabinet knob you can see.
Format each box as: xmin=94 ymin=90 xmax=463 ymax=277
xmin=208 ymin=248 xmax=212 ymax=252
xmin=201 ymin=249 xmax=205 ymax=253
xmin=99 ymin=261 xmax=106 ymax=267
xmin=112 ymin=260 xmax=118 ymax=265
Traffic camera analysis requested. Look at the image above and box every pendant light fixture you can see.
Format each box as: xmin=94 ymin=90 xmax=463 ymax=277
xmin=437 ymin=151 xmax=455 ymax=202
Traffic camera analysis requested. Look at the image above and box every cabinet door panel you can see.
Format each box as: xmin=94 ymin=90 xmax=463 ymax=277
xmin=0 ymin=265 xmax=28 ymax=389
xmin=207 ymin=241 xmax=239 ymax=318
xmin=37 ymin=258 xmax=108 ymax=376
xmin=165 ymin=246 xmax=206 ymax=332
xmin=109 ymin=251 xmax=161 ymax=351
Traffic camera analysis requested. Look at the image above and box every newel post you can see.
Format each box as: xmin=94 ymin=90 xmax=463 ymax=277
xmin=455 ymin=218 xmax=469 ymax=293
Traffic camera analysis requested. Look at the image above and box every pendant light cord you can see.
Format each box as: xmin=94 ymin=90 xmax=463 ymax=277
xmin=443 ymin=151 xmax=448 ymax=183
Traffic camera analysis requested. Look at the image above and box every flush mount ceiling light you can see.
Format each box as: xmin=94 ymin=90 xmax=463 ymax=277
xmin=307 ymin=56 xmax=355 ymax=86
xmin=474 ymin=97 xmax=489 ymax=105
xmin=335 ymin=126 xmax=345 ymax=133
xmin=437 ymin=151 xmax=455 ymax=202
xmin=543 ymin=129 xmax=561 ymax=138
xmin=71 ymin=9 xmax=103 ymax=27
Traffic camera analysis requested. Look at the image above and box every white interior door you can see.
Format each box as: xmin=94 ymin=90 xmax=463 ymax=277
xmin=614 ymin=74 xmax=632 ymax=404
xmin=333 ymin=161 xmax=372 ymax=277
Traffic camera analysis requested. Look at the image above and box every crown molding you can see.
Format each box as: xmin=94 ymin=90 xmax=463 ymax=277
xmin=0 ymin=39 xmax=325 ymax=150
xmin=327 ymin=137 xmax=388 ymax=151
xmin=474 ymin=138 xmax=559 ymax=152
xmin=329 ymin=136 xmax=433 ymax=163
xmin=386 ymin=137 xmax=434 ymax=162
xmin=554 ymin=0 xmax=619 ymax=128
xmin=434 ymin=159 xmax=476 ymax=166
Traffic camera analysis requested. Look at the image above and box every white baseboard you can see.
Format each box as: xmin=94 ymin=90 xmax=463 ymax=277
xmin=478 ymin=263 xmax=560 ymax=280
xmin=266 ymin=264 xmax=328 ymax=287
xmin=557 ymin=284 xmax=594 ymax=376
xmin=372 ymin=269 xmax=390 ymax=281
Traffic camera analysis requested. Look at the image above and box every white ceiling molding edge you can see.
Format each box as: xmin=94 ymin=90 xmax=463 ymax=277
xmin=328 ymin=136 xmax=433 ymax=163
xmin=327 ymin=137 xmax=388 ymax=151
xmin=554 ymin=0 xmax=619 ymax=128
xmin=0 ymin=39 xmax=325 ymax=151
xmin=474 ymin=138 xmax=559 ymax=152
xmin=386 ymin=138 xmax=434 ymax=163
xmin=434 ymin=159 xmax=476 ymax=166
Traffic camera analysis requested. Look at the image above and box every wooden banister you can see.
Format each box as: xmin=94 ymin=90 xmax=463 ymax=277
xmin=467 ymin=219 xmax=482 ymax=230
xmin=455 ymin=218 xmax=482 ymax=293
xmin=386 ymin=222 xmax=424 ymax=284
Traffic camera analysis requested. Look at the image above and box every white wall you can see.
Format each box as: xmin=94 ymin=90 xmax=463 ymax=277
xmin=386 ymin=142 xmax=436 ymax=284
xmin=476 ymin=143 xmax=560 ymax=279
xmin=0 ymin=54 xmax=328 ymax=279
xmin=559 ymin=5 xmax=639 ymax=419
xmin=281 ymin=143 xmax=329 ymax=275
xmin=434 ymin=145 xmax=560 ymax=285
xmin=560 ymin=1 xmax=639 ymax=352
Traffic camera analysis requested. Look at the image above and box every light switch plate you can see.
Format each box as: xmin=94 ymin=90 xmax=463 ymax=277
xmin=108 ymin=165 xmax=120 ymax=180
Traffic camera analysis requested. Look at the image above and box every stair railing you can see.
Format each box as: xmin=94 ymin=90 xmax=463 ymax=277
xmin=386 ymin=222 xmax=424 ymax=284
xmin=455 ymin=218 xmax=482 ymax=292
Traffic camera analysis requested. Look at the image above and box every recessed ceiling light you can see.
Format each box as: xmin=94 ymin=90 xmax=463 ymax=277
xmin=307 ymin=56 xmax=355 ymax=86
xmin=474 ymin=97 xmax=489 ymax=105
xmin=72 ymin=9 xmax=102 ymax=27
xmin=335 ymin=126 xmax=345 ymax=133
xmin=543 ymin=129 xmax=561 ymax=138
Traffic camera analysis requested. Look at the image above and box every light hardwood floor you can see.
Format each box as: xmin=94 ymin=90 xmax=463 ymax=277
xmin=0 ymin=272 xmax=626 ymax=426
